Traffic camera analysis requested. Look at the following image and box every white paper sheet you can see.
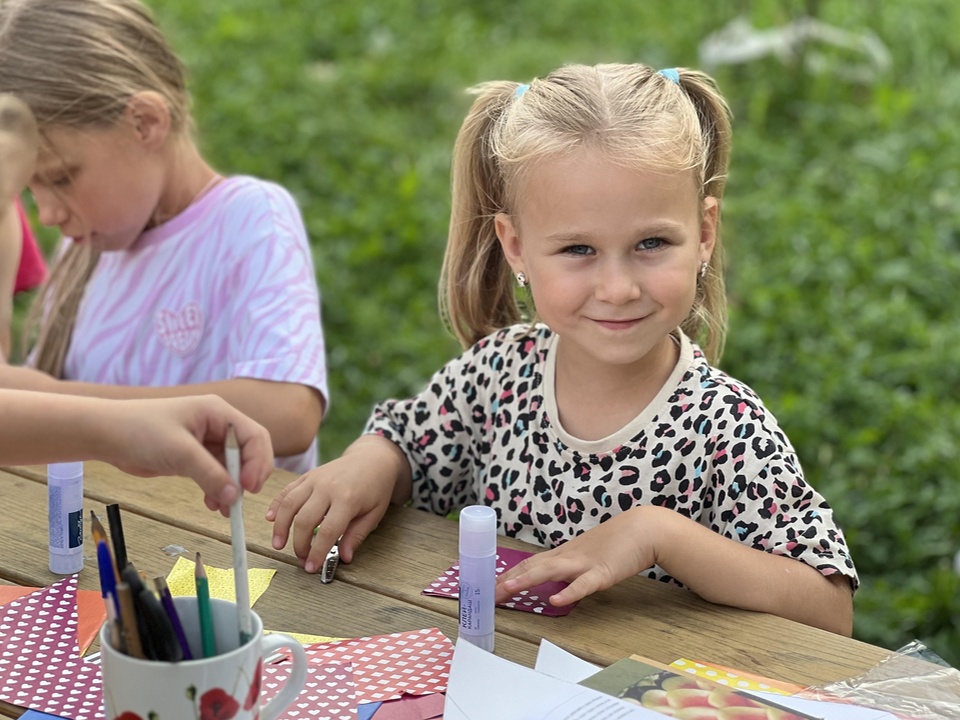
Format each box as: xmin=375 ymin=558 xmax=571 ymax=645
xmin=534 ymin=639 xmax=602 ymax=683
xmin=444 ymin=638 xmax=659 ymax=720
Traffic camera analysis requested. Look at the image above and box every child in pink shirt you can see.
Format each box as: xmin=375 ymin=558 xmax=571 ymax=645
xmin=0 ymin=0 xmax=326 ymax=473
xmin=0 ymin=93 xmax=41 ymax=361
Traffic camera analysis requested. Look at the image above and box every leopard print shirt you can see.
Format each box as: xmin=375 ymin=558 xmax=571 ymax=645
xmin=364 ymin=324 xmax=858 ymax=588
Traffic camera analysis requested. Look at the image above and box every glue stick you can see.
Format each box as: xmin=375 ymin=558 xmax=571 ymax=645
xmin=458 ymin=505 xmax=496 ymax=652
xmin=48 ymin=462 xmax=84 ymax=574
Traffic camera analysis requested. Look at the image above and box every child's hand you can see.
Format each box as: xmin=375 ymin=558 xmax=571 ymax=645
xmin=495 ymin=506 xmax=666 ymax=606
xmin=104 ymin=395 xmax=274 ymax=514
xmin=266 ymin=435 xmax=407 ymax=574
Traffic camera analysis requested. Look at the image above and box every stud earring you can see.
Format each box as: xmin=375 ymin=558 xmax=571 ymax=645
xmin=699 ymin=261 xmax=708 ymax=279
xmin=516 ymin=272 xmax=528 ymax=288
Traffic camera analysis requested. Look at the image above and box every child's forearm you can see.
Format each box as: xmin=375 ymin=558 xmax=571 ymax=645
xmin=0 ymin=390 xmax=121 ymax=464
xmin=646 ymin=506 xmax=854 ymax=635
xmin=55 ymin=376 xmax=322 ymax=456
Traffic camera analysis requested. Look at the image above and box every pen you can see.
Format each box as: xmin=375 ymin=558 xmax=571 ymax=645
xmin=95 ymin=538 xmax=120 ymax=617
xmin=115 ymin=581 xmax=144 ymax=659
xmin=120 ymin=563 xmax=157 ymax=660
xmin=225 ymin=424 xmax=253 ymax=645
xmin=155 ymin=576 xmax=192 ymax=660
xmin=195 ymin=552 xmax=216 ymax=657
xmin=106 ymin=503 xmax=128 ymax=573
xmin=136 ymin=585 xmax=182 ymax=662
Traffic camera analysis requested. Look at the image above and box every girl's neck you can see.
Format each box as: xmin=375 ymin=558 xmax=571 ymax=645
xmin=552 ymin=334 xmax=679 ymax=442
xmin=147 ymin=139 xmax=221 ymax=230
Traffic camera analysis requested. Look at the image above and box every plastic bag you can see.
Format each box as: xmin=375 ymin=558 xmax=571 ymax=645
xmin=799 ymin=641 xmax=960 ymax=720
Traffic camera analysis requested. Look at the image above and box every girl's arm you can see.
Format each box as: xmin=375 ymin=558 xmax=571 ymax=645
xmin=0 ymin=366 xmax=322 ymax=456
xmin=0 ymin=203 xmax=22 ymax=361
xmin=0 ymin=389 xmax=274 ymax=512
xmin=497 ymin=504 xmax=853 ymax=635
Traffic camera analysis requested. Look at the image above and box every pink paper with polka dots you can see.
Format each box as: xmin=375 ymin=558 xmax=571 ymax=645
xmin=0 ymin=575 xmax=104 ymax=719
xmin=302 ymin=628 xmax=453 ymax=704
xmin=421 ymin=546 xmax=577 ymax=617
xmin=261 ymin=661 xmax=358 ymax=719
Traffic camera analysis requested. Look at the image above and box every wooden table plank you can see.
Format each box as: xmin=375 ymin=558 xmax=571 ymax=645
xmin=6 ymin=464 xmax=893 ymax=687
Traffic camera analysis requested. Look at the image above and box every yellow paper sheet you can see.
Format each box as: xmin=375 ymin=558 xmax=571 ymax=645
xmin=265 ymin=630 xmax=344 ymax=644
xmin=165 ymin=555 xmax=276 ymax=606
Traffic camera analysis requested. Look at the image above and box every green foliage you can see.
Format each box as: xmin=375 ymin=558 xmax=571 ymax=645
xmin=17 ymin=0 xmax=960 ymax=665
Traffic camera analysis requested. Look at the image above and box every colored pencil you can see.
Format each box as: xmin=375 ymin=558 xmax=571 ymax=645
xmin=95 ymin=539 xmax=120 ymax=617
xmin=91 ymin=510 xmax=119 ymax=582
xmin=155 ymin=576 xmax=192 ymax=660
xmin=106 ymin=503 xmax=128 ymax=572
xmin=195 ymin=552 xmax=216 ymax=657
xmin=225 ymin=424 xmax=253 ymax=645
xmin=116 ymin=581 xmax=144 ymax=659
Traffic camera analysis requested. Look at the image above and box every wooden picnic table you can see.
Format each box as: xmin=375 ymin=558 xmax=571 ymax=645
xmin=0 ymin=462 xmax=892 ymax=718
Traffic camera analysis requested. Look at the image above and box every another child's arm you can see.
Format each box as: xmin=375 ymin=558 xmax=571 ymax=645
xmin=0 ymin=366 xmax=322 ymax=456
xmin=0 ymin=202 xmax=21 ymax=360
xmin=266 ymin=434 xmax=412 ymax=572
xmin=267 ymin=334 xmax=498 ymax=573
xmin=495 ymin=504 xmax=853 ymax=635
xmin=0 ymin=390 xmax=273 ymax=512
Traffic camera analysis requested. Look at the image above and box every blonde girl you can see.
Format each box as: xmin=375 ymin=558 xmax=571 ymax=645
xmin=268 ymin=63 xmax=856 ymax=634
xmin=0 ymin=0 xmax=327 ymax=472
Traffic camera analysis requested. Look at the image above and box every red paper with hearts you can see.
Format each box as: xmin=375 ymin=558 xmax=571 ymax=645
xmin=421 ymin=546 xmax=577 ymax=617
xmin=0 ymin=575 xmax=104 ymax=719
xmin=302 ymin=628 xmax=453 ymax=704
xmin=262 ymin=661 xmax=358 ymax=719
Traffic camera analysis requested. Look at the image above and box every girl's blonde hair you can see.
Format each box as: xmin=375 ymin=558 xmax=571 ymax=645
xmin=440 ymin=63 xmax=733 ymax=363
xmin=0 ymin=0 xmax=191 ymax=375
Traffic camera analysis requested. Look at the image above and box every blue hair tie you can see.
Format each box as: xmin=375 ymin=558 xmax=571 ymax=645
xmin=657 ymin=68 xmax=680 ymax=85
xmin=514 ymin=83 xmax=530 ymax=99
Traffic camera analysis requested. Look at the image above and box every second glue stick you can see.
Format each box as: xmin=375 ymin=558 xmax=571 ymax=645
xmin=48 ymin=461 xmax=84 ymax=574
xmin=458 ymin=505 xmax=496 ymax=652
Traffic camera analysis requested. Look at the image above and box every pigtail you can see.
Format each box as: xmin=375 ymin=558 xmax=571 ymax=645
xmin=440 ymin=81 xmax=523 ymax=349
xmin=22 ymin=243 xmax=99 ymax=377
xmin=673 ymin=69 xmax=733 ymax=364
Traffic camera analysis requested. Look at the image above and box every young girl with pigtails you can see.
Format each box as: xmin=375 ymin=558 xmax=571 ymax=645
xmin=0 ymin=0 xmax=327 ymax=474
xmin=268 ymin=63 xmax=857 ymax=634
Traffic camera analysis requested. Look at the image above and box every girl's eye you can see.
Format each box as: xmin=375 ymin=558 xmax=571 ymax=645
xmin=563 ymin=244 xmax=593 ymax=256
xmin=638 ymin=237 xmax=665 ymax=251
xmin=50 ymin=175 xmax=71 ymax=188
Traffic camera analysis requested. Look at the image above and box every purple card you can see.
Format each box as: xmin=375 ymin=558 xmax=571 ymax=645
xmin=421 ymin=546 xmax=577 ymax=617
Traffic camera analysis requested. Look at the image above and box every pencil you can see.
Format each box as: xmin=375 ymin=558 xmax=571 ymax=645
xmin=195 ymin=552 xmax=216 ymax=658
xmin=91 ymin=510 xmax=119 ymax=582
xmin=106 ymin=503 xmax=128 ymax=572
xmin=225 ymin=424 xmax=253 ymax=645
xmin=116 ymin=581 xmax=144 ymax=658
xmin=155 ymin=576 xmax=192 ymax=660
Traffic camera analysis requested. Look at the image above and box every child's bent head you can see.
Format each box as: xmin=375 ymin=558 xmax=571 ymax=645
xmin=0 ymin=0 xmax=190 ymax=134
xmin=442 ymin=63 xmax=733 ymax=361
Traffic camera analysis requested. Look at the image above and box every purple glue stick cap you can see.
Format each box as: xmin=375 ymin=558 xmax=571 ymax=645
xmin=459 ymin=505 xmax=496 ymax=558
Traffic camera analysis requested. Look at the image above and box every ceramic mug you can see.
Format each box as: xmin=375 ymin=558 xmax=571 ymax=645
xmin=100 ymin=596 xmax=307 ymax=720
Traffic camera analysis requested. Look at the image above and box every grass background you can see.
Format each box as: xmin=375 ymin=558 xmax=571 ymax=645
xmin=16 ymin=0 xmax=960 ymax=665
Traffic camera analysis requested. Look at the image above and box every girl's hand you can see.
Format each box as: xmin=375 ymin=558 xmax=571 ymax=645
xmin=266 ymin=435 xmax=409 ymax=574
xmin=495 ymin=506 xmax=668 ymax=606
xmin=104 ymin=395 xmax=274 ymax=514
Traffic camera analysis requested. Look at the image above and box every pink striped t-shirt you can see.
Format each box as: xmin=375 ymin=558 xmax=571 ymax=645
xmin=62 ymin=176 xmax=327 ymax=474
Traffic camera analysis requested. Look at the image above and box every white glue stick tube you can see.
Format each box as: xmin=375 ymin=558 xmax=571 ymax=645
xmin=458 ymin=505 xmax=496 ymax=652
xmin=48 ymin=461 xmax=84 ymax=574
